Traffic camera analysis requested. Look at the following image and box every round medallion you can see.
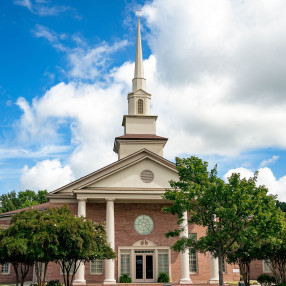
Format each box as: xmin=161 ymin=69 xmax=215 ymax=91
xmin=140 ymin=170 xmax=154 ymax=183
xmin=134 ymin=215 xmax=154 ymax=235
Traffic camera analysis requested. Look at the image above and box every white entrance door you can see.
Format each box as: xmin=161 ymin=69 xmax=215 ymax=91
xmin=134 ymin=251 xmax=155 ymax=282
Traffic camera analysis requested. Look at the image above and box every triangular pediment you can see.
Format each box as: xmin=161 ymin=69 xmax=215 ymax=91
xmin=128 ymin=89 xmax=151 ymax=97
xmin=47 ymin=149 xmax=177 ymax=200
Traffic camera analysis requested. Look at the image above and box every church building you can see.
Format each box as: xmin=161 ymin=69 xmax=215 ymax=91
xmin=1 ymin=17 xmax=269 ymax=285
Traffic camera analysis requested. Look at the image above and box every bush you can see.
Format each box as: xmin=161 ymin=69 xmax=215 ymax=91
xmin=46 ymin=280 xmax=64 ymax=286
xmin=276 ymin=283 xmax=286 ymax=286
xmin=120 ymin=274 xmax=132 ymax=283
xmin=257 ymin=274 xmax=275 ymax=286
xmin=157 ymin=272 xmax=170 ymax=283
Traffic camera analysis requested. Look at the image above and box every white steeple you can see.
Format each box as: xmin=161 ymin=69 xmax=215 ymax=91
xmin=132 ymin=14 xmax=146 ymax=92
xmin=113 ymin=14 xmax=168 ymax=160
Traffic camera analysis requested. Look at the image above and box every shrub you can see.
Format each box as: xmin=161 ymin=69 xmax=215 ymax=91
xmin=276 ymin=283 xmax=286 ymax=286
xmin=157 ymin=272 xmax=170 ymax=283
xmin=46 ymin=280 xmax=64 ymax=286
xmin=120 ymin=274 xmax=132 ymax=283
xmin=257 ymin=274 xmax=275 ymax=286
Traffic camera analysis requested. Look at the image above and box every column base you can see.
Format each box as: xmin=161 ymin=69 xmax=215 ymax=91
xmin=103 ymin=279 xmax=116 ymax=285
xmin=73 ymin=279 xmax=86 ymax=285
xmin=209 ymin=278 xmax=219 ymax=284
xmin=179 ymin=278 xmax=192 ymax=284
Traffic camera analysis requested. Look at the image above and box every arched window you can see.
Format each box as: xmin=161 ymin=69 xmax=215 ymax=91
xmin=137 ymin=99 xmax=143 ymax=114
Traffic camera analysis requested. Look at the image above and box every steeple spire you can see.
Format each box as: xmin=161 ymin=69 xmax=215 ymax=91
xmin=132 ymin=11 xmax=146 ymax=92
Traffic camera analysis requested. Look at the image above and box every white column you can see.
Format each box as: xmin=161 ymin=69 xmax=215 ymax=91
xmin=179 ymin=211 xmax=192 ymax=284
xmin=104 ymin=198 xmax=116 ymax=285
xmin=209 ymin=255 xmax=219 ymax=283
xmin=74 ymin=199 xmax=87 ymax=285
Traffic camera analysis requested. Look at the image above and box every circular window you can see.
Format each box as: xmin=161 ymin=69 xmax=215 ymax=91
xmin=134 ymin=215 xmax=154 ymax=235
xmin=140 ymin=170 xmax=154 ymax=183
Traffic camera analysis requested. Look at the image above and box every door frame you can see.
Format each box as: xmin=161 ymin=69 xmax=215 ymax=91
xmin=118 ymin=243 xmax=171 ymax=283
xmin=134 ymin=251 xmax=155 ymax=282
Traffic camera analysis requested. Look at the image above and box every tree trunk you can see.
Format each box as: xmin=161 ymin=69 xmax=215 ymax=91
xmin=35 ymin=261 xmax=49 ymax=286
xmin=218 ymin=246 xmax=224 ymax=286
xmin=12 ymin=263 xmax=19 ymax=286
xmin=239 ymin=260 xmax=250 ymax=286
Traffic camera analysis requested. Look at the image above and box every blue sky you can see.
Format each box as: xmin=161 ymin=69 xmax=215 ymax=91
xmin=0 ymin=0 xmax=286 ymax=201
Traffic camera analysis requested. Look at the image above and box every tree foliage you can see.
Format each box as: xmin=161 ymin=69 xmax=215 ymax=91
xmin=0 ymin=190 xmax=48 ymax=213
xmin=0 ymin=206 xmax=115 ymax=286
xmin=163 ymin=156 xmax=284 ymax=286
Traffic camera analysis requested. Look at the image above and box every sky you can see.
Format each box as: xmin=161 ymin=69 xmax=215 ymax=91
xmin=0 ymin=0 xmax=286 ymax=201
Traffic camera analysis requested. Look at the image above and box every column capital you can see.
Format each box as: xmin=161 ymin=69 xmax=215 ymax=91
xmin=105 ymin=198 xmax=115 ymax=202
xmin=77 ymin=198 xmax=87 ymax=202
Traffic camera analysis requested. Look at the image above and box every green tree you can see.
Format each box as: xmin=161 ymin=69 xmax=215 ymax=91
xmin=163 ymin=156 xmax=284 ymax=286
xmin=259 ymin=223 xmax=286 ymax=284
xmin=276 ymin=201 xmax=286 ymax=213
xmin=52 ymin=207 xmax=116 ymax=286
xmin=0 ymin=206 xmax=115 ymax=286
xmin=0 ymin=190 xmax=48 ymax=213
xmin=0 ymin=227 xmax=33 ymax=286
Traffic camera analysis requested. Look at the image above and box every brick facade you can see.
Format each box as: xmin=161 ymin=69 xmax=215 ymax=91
xmin=0 ymin=202 xmax=265 ymax=284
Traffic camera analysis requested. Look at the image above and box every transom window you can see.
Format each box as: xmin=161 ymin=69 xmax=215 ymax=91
xmin=90 ymin=260 xmax=104 ymax=275
xmin=137 ymin=99 xmax=143 ymax=114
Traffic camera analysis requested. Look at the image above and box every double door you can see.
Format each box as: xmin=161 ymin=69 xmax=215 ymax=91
xmin=135 ymin=251 xmax=154 ymax=282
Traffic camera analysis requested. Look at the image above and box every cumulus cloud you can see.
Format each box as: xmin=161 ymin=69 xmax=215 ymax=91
xmin=20 ymin=159 xmax=75 ymax=191
xmin=223 ymin=167 xmax=286 ymax=202
xmin=15 ymin=1 xmax=286 ymax=191
xmin=139 ymin=0 xmax=286 ymax=157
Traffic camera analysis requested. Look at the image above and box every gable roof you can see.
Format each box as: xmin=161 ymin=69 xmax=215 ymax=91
xmin=47 ymin=148 xmax=177 ymax=199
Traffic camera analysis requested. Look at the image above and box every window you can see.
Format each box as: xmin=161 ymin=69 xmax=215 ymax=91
xmin=158 ymin=250 xmax=169 ymax=274
xmin=90 ymin=260 xmax=104 ymax=275
xmin=1 ymin=263 xmax=10 ymax=274
xmin=222 ymin=258 xmax=227 ymax=273
xmin=263 ymin=260 xmax=272 ymax=273
xmin=137 ymin=99 xmax=143 ymax=114
xmin=189 ymin=234 xmax=198 ymax=273
xmin=121 ymin=251 xmax=130 ymax=275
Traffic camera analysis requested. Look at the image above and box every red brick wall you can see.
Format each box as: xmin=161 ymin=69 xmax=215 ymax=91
xmin=1 ymin=202 xmax=241 ymax=284
xmin=0 ymin=264 xmax=33 ymax=284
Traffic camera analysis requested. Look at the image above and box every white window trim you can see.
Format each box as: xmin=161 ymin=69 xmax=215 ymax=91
xmin=1 ymin=263 xmax=10 ymax=275
xmin=90 ymin=260 xmax=104 ymax=275
xmin=118 ymin=246 xmax=171 ymax=282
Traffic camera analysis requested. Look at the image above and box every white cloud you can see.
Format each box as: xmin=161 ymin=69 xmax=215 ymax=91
xmin=14 ymin=0 xmax=69 ymax=16
xmin=67 ymin=40 xmax=128 ymax=80
xmin=32 ymin=24 xmax=66 ymax=51
xmin=14 ymin=1 xmax=286 ymax=192
xmin=224 ymin=167 xmax=286 ymax=202
xmin=260 ymin=155 xmax=279 ymax=168
xmin=20 ymin=159 xmax=75 ymax=191
xmin=32 ymin=25 xmax=128 ymax=80
xmin=139 ymin=0 xmax=286 ymax=157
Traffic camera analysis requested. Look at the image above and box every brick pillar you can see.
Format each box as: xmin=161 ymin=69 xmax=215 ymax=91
xmin=104 ymin=198 xmax=116 ymax=285
xmin=74 ymin=199 xmax=86 ymax=285
xmin=179 ymin=211 xmax=192 ymax=284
